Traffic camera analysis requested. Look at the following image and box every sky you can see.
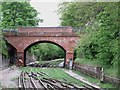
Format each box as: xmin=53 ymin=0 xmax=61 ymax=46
xmin=30 ymin=1 xmax=60 ymax=27
xmin=30 ymin=0 xmax=119 ymax=27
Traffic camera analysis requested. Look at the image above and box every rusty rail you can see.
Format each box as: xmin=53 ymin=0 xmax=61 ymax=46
xmin=18 ymin=71 xmax=100 ymax=90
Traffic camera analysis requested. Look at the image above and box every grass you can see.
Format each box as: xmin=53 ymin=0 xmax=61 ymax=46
xmin=20 ymin=66 xmax=118 ymax=88
xmin=75 ymin=58 xmax=101 ymax=66
xmin=74 ymin=58 xmax=118 ymax=77
xmin=73 ymin=69 xmax=116 ymax=88
xmin=104 ymin=67 xmax=118 ymax=78
xmin=20 ymin=67 xmax=83 ymax=87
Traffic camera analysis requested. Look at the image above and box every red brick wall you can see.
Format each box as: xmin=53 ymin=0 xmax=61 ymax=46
xmin=5 ymin=27 xmax=79 ymax=66
xmin=18 ymin=27 xmax=73 ymax=33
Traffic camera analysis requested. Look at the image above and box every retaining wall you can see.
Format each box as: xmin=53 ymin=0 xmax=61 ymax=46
xmin=73 ymin=62 xmax=120 ymax=85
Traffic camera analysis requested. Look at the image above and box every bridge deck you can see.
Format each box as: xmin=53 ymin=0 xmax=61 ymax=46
xmin=3 ymin=27 xmax=78 ymax=37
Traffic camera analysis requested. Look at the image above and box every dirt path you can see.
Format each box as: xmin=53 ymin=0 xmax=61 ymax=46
xmin=63 ymin=69 xmax=100 ymax=89
xmin=0 ymin=66 xmax=20 ymax=88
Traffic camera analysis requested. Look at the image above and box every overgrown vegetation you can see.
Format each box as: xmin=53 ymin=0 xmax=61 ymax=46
xmin=74 ymin=58 xmax=118 ymax=77
xmin=20 ymin=67 xmax=116 ymax=88
xmin=1 ymin=1 xmax=41 ymax=58
xmin=28 ymin=43 xmax=65 ymax=61
xmin=73 ymin=69 xmax=116 ymax=88
xmin=1 ymin=1 xmax=41 ymax=29
xmin=20 ymin=67 xmax=83 ymax=86
xmin=59 ymin=2 xmax=119 ymax=77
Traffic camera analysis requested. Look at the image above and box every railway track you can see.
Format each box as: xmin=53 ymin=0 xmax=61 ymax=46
xmin=27 ymin=62 xmax=58 ymax=68
xmin=18 ymin=71 xmax=100 ymax=90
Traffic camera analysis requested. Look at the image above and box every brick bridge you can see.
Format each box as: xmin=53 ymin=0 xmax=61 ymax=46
xmin=4 ymin=27 xmax=79 ymax=66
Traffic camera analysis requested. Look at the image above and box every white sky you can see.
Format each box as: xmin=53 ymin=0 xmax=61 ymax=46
xmin=30 ymin=0 xmax=119 ymax=27
xmin=30 ymin=1 xmax=60 ymax=27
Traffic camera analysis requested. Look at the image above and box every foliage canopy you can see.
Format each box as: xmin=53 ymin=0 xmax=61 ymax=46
xmin=1 ymin=1 xmax=41 ymax=29
xmin=28 ymin=43 xmax=65 ymax=61
xmin=59 ymin=2 xmax=119 ymax=69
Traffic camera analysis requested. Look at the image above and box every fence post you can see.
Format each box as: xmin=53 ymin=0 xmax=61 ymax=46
xmin=100 ymin=68 xmax=104 ymax=83
xmin=69 ymin=58 xmax=73 ymax=69
xmin=96 ymin=67 xmax=101 ymax=78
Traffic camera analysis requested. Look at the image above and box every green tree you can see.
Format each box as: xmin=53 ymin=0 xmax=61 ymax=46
xmin=59 ymin=2 xmax=119 ymax=68
xmin=59 ymin=2 xmax=104 ymax=27
xmin=0 ymin=3 xmax=8 ymax=57
xmin=28 ymin=43 xmax=65 ymax=61
xmin=1 ymin=1 xmax=42 ymax=58
xmin=1 ymin=1 xmax=42 ymax=29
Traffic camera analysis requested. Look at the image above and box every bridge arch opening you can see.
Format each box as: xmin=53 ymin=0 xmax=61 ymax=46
xmin=24 ymin=41 xmax=66 ymax=66
xmin=5 ymin=42 xmax=17 ymax=65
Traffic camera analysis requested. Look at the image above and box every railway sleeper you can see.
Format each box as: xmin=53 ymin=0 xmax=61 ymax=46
xmin=39 ymin=79 xmax=49 ymax=90
xmin=41 ymin=79 xmax=66 ymax=88
xmin=46 ymin=83 xmax=55 ymax=90
xmin=60 ymin=83 xmax=75 ymax=88
xmin=18 ymin=75 xmax=22 ymax=88
xmin=24 ymin=72 xmax=34 ymax=89
xmin=43 ymin=78 xmax=57 ymax=83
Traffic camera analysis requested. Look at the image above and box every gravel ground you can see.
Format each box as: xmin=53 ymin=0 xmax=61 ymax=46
xmin=0 ymin=66 xmax=20 ymax=88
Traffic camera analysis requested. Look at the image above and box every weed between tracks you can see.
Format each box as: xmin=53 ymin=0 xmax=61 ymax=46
xmin=20 ymin=67 xmax=84 ymax=87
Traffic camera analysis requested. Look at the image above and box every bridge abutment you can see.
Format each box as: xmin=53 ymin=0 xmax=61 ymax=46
xmin=65 ymin=52 xmax=74 ymax=66
xmin=17 ymin=52 xmax=24 ymax=66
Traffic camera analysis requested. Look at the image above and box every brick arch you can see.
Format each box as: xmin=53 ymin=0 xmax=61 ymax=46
xmin=4 ymin=27 xmax=79 ymax=67
xmin=6 ymin=42 xmax=17 ymax=52
xmin=24 ymin=40 xmax=66 ymax=66
xmin=24 ymin=40 xmax=67 ymax=52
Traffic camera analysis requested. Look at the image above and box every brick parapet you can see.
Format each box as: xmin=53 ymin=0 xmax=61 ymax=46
xmin=18 ymin=27 xmax=73 ymax=33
